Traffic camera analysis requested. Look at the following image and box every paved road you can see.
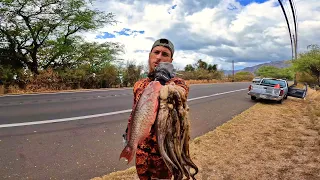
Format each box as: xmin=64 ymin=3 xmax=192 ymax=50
xmin=0 ymin=82 xmax=255 ymax=180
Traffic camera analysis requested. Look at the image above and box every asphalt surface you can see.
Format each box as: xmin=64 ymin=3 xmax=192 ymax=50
xmin=0 ymin=82 xmax=255 ymax=180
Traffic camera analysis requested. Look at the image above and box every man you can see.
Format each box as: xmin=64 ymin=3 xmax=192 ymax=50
xmin=123 ymin=38 xmax=189 ymax=180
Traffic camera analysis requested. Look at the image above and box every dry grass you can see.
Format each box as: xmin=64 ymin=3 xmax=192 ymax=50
xmin=294 ymin=83 xmax=307 ymax=89
xmin=92 ymin=89 xmax=320 ymax=180
xmin=4 ymin=86 xmax=122 ymax=95
xmin=91 ymin=167 xmax=138 ymax=180
xmin=1 ymin=85 xmax=125 ymax=95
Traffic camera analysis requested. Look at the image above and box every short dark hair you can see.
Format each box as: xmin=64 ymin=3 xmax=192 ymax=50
xmin=151 ymin=38 xmax=174 ymax=57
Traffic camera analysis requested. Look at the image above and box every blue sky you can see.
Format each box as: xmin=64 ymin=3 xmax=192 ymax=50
xmin=85 ymin=0 xmax=320 ymax=71
xmin=96 ymin=32 xmax=115 ymax=39
xmin=236 ymin=0 xmax=268 ymax=6
xmin=96 ymin=28 xmax=144 ymax=39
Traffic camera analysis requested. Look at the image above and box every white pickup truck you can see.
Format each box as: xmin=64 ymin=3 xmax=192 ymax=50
xmin=248 ymin=78 xmax=307 ymax=104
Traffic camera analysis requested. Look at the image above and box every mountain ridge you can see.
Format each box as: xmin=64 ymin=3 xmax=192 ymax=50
xmin=223 ymin=60 xmax=292 ymax=75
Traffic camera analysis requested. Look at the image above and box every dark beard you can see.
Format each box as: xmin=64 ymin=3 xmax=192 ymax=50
xmin=147 ymin=71 xmax=155 ymax=80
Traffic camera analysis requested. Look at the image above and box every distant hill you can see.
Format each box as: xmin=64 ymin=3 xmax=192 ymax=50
xmin=223 ymin=60 xmax=292 ymax=75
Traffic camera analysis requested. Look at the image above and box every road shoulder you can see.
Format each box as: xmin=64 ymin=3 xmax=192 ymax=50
xmin=91 ymin=89 xmax=320 ymax=180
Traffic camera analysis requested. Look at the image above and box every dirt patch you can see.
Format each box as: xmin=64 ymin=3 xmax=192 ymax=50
xmin=92 ymin=88 xmax=320 ymax=180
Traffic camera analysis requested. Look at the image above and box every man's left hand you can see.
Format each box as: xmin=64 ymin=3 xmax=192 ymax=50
xmin=155 ymin=68 xmax=171 ymax=85
xmin=154 ymin=62 xmax=175 ymax=85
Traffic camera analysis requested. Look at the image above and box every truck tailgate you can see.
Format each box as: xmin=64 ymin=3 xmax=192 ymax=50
xmin=251 ymin=85 xmax=281 ymax=96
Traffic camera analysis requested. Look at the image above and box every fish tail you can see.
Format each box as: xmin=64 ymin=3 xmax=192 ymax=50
xmin=119 ymin=145 xmax=134 ymax=164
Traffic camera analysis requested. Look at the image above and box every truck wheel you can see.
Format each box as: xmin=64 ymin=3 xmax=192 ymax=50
xmin=251 ymin=96 xmax=256 ymax=100
xmin=284 ymin=95 xmax=288 ymax=99
xmin=277 ymin=99 xmax=283 ymax=104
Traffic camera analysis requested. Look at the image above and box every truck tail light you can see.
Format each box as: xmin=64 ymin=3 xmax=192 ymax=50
xmin=248 ymin=85 xmax=252 ymax=91
xmin=280 ymin=89 xmax=284 ymax=96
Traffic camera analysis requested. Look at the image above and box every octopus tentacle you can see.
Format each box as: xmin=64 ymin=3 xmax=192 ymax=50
xmin=156 ymin=83 xmax=198 ymax=180
xmin=176 ymin=96 xmax=198 ymax=180
xmin=171 ymin=86 xmax=195 ymax=179
xmin=172 ymin=109 xmax=191 ymax=180
xmin=156 ymin=86 xmax=177 ymax=172
xmin=166 ymin=110 xmax=184 ymax=180
xmin=182 ymin=113 xmax=198 ymax=179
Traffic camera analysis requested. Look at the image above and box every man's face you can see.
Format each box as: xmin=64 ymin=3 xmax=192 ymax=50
xmin=148 ymin=46 xmax=173 ymax=72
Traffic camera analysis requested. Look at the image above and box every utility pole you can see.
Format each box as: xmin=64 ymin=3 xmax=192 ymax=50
xmin=232 ymin=60 xmax=235 ymax=82
xmin=293 ymin=34 xmax=298 ymax=85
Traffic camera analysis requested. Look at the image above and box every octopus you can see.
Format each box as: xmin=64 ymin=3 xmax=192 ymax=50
xmin=155 ymin=82 xmax=199 ymax=180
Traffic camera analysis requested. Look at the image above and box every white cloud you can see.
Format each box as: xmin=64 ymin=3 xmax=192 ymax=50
xmin=82 ymin=0 xmax=320 ymax=70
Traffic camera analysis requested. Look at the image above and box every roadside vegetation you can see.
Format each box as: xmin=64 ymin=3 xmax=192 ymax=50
xmin=0 ymin=1 xmax=265 ymax=94
xmin=1 ymin=1 xmax=319 ymax=179
xmin=1 ymin=0 xmax=319 ymax=95
xmin=292 ymin=45 xmax=320 ymax=87
xmin=253 ymin=45 xmax=320 ymax=89
xmin=254 ymin=65 xmax=294 ymax=80
xmin=92 ymin=87 xmax=320 ymax=180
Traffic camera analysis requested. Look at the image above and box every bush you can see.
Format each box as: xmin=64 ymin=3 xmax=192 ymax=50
xmin=234 ymin=71 xmax=254 ymax=81
xmin=58 ymin=66 xmax=87 ymax=89
xmin=122 ymin=62 xmax=143 ymax=87
xmin=255 ymin=66 xmax=294 ymax=80
xmin=25 ymin=68 xmax=67 ymax=92
xmin=0 ymin=65 xmax=15 ymax=85
xmin=296 ymin=72 xmax=318 ymax=85
xmin=99 ymin=64 xmax=121 ymax=88
xmin=177 ymin=69 xmax=224 ymax=81
xmin=0 ymin=65 xmax=28 ymax=86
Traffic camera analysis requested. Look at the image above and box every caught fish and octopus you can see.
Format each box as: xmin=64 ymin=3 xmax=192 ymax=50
xmin=120 ymin=80 xmax=198 ymax=180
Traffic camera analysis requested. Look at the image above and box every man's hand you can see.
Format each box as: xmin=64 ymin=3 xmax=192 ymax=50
xmin=159 ymin=82 xmax=188 ymax=120
xmin=160 ymin=82 xmax=187 ymax=102
xmin=154 ymin=62 xmax=175 ymax=85
xmin=155 ymin=68 xmax=171 ymax=85
xmin=122 ymin=127 xmax=128 ymax=146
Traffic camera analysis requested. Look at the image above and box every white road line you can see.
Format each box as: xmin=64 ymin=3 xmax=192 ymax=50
xmin=0 ymin=109 xmax=132 ymax=128
xmin=188 ymin=88 xmax=247 ymax=101
xmin=0 ymin=88 xmax=247 ymax=128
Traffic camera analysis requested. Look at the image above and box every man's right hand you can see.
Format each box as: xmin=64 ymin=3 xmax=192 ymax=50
xmin=122 ymin=127 xmax=128 ymax=146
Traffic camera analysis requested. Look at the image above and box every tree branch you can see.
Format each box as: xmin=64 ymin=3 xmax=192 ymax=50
xmin=65 ymin=25 xmax=82 ymax=38
xmin=27 ymin=0 xmax=60 ymax=17
xmin=16 ymin=8 xmax=37 ymax=45
xmin=34 ymin=25 xmax=44 ymax=41
xmin=39 ymin=14 xmax=72 ymax=46
xmin=1 ymin=24 xmax=34 ymax=70
xmin=43 ymin=24 xmax=82 ymax=69
xmin=44 ymin=50 xmax=63 ymax=69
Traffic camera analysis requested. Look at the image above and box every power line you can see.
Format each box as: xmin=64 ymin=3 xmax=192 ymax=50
xmin=278 ymin=0 xmax=294 ymax=60
xmin=289 ymin=0 xmax=298 ymax=60
xmin=278 ymin=0 xmax=298 ymax=84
